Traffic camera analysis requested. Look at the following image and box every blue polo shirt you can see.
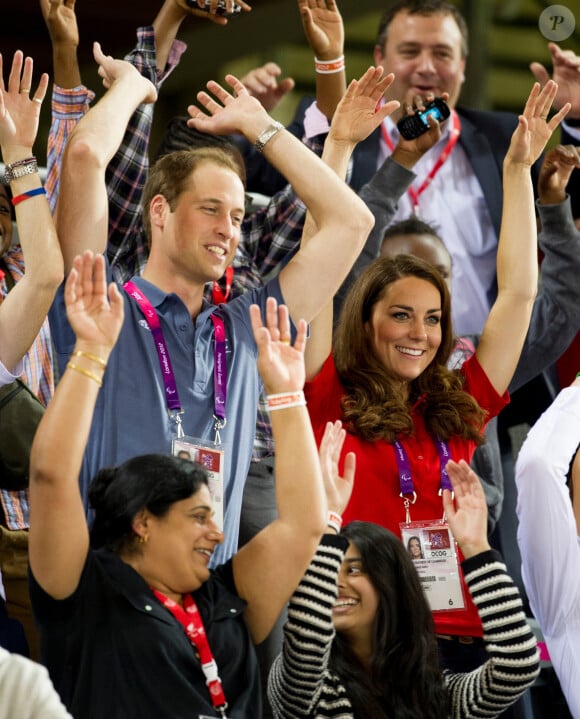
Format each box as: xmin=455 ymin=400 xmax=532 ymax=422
xmin=49 ymin=273 xmax=286 ymax=566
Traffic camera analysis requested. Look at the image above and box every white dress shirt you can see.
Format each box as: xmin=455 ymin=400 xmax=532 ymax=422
xmin=304 ymin=102 xmax=498 ymax=335
xmin=515 ymin=386 xmax=580 ymax=718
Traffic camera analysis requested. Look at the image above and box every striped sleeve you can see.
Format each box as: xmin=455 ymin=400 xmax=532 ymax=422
xmin=267 ymin=535 xmax=352 ymax=719
xmin=446 ymin=550 xmax=540 ymax=718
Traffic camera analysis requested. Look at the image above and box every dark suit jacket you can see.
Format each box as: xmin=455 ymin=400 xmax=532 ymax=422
xmin=237 ymin=97 xmax=550 ymax=236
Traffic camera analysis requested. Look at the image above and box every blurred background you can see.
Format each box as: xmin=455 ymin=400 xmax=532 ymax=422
xmin=3 ymin=0 xmax=580 ymax=163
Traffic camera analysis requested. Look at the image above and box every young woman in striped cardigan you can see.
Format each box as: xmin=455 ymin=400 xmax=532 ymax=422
xmin=268 ymin=459 xmax=540 ymax=719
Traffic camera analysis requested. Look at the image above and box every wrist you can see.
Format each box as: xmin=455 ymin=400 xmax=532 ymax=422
xmin=392 ymin=146 xmax=423 ymax=169
xmin=539 ymin=191 xmax=566 ymax=205
xmin=460 ymin=540 xmax=491 ymax=560
xmin=266 ymin=390 xmax=306 ymax=411
xmin=1 ymin=148 xmax=35 ymax=166
xmin=327 ymin=510 xmax=342 ymax=534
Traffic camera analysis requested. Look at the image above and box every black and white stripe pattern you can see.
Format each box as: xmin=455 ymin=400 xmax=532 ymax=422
xmin=268 ymin=539 xmax=540 ymax=719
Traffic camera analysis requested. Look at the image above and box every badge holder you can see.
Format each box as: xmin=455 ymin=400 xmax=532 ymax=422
xmin=172 ymin=415 xmax=226 ymax=532
xmin=400 ymin=519 xmax=466 ymax=612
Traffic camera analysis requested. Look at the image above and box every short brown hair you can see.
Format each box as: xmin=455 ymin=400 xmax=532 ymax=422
xmin=141 ymin=147 xmax=245 ymax=245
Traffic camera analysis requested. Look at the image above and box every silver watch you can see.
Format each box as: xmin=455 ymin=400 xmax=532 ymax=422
xmin=254 ymin=121 xmax=284 ymax=153
xmin=4 ymin=157 xmax=38 ymax=184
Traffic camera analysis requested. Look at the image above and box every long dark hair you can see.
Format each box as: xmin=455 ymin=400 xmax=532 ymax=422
xmin=330 ymin=522 xmax=449 ymax=719
xmin=89 ymin=454 xmax=209 ymax=554
xmin=333 ymin=255 xmax=486 ymax=444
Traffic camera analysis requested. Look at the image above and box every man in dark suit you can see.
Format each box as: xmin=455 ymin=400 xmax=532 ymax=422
xmin=239 ymin=0 xmax=579 ymax=335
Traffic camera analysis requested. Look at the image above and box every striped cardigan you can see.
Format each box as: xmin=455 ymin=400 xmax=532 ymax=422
xmin=268 ymin=535 xmax=540 ymax=719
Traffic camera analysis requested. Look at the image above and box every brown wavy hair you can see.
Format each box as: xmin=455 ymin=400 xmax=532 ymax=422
xmin=333 ymin=255 xmax=486 ymax=444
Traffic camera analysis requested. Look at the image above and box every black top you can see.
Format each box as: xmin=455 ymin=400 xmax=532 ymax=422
xmin=30 ymin=549 xmax=261 ymax=718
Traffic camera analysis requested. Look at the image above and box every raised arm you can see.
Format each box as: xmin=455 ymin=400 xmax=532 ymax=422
xmin=188 ymin=74 xmax=376 ymax=324
xmin=298 ymin=0 xmax=346 ymax=121
xmin=56 ymin=43 xmax=157 ymax=273
xmin=475 ymin=81 xmax=570 ymax=395
xmin=232 ymin=298 xmax=325 ymax=643
xmin=509 ymin=144 xmax=580 ymax=392
xmin=0 ymin=51 xmax=63 ymax=371
xmin=29 ymin=251 xmax=124 ymax=599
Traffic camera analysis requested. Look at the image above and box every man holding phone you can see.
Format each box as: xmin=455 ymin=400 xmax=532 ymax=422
xmin=241 ymin=0 xmax=580 ymax=337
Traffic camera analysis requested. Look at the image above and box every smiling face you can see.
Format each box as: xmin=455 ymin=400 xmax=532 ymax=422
xmin=333 ymin=542 xmax=380 ymax=649
xmin=367 ymin=275 xmax=442 ymax=384
xmin=152 ymin=160 xmax=245 ymax=287
xmin=135 ymin=485 xmax=224 ymax=601
xmin=374 ymin=10 xmax=466 ymax=122
xmin=408 ymin=537 xmax=422 ymax=559
xmin=0 ymin=184 xmax=13 ymax=256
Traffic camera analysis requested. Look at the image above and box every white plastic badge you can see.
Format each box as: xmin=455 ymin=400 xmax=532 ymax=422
xmin=173 ymin=437 xmax=225 ymax=532
xmin=399 ymin=519 xmax=465 ymax=612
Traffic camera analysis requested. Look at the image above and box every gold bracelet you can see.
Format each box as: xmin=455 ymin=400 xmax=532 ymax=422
xmin=66 ymin=362 xmax=103 ymax=387
xmin=71 ymin=349 xmax=107 ymax=368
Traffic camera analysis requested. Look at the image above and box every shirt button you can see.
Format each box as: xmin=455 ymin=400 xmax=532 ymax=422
xmin=418 ymin=456 xmax=424 ymax=460
xmin=145 ymin=605 xmax=153 ymax=612
xmin=230 ymin=608 xmax=236 ymax=614
xmin=180 ymin=324 xmax=187 ymax=331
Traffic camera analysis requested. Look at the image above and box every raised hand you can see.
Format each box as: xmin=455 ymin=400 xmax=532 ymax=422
xmin=249 ymin=297 xmax=307 ymax=396
xmin=538 ymin=144 xmax=580 ymax=205
xmin=507 ymin=80 xmax=570 ymax=168
xmin=40 ymin=0 xmax=79 ymax=48
xmin=392 ymin=92 xmax=449 ymax=168
xmin=530 ymin=42 xmax=580 ymax=117
xmin=240 ymin=62 xmax=295 ymax=112
xmin=0 ymin=51 xmax=48 ymax=154
xmin=187 ymin=74 xmax=270 ymax=138
xmin=442 ymin=459 xmax=490 ymax=559
xmin=92 ymin=42 xmax=157 ymax=103
xmin=173 ymin=0 xmax=251 ymax=26
xmin=318 ymin=420 xmax=355 ymax=518
xmin=65 ymin=251 xmax=124 ymax=356
xmin=298 ymin=0 xmax=344 ymax=60
xmin=327 ymin=66 xmax=400 ymax=146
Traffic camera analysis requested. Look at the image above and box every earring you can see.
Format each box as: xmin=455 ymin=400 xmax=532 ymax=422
xmin=138 ymin=534 xmax=149 ymax=544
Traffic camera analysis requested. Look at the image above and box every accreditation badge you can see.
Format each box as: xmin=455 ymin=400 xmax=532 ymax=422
xmin=399 ymin=519 xmax=465 ymax=612
xmin=173 ymin=437 xmax=225 ymax=532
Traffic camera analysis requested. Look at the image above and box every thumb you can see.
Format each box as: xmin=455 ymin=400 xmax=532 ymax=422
xmin=274 ymin=77 xmax=296 ymax=99
xmin=529 ymin=62 xmax=550 ymax=86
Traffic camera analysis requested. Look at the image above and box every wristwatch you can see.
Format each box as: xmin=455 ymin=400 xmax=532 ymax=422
xmin=4 ymin=157 xmax=38 ymax=183
xmin=254 ymin=121 xmax=284 ymax=153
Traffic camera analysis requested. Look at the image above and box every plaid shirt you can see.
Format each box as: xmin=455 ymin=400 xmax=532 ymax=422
xmin=0 ymin=248 xmax=54 ymax=529
xmin=47 ymin=27 xmax=309 ymax=461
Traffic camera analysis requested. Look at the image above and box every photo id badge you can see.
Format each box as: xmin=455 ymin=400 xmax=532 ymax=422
xmin=399 ymin=520 xmax=465 ymax=612
xmin=173 ymin=437 xmax=225 ymax=531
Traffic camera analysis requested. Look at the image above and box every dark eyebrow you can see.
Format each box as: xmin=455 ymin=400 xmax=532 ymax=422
xmin=390 ymin=304 xmax=441 ymax=313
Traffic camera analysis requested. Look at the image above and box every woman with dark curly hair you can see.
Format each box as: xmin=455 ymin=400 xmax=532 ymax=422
xmin=303 ymin=80 xmax=569 ymax=651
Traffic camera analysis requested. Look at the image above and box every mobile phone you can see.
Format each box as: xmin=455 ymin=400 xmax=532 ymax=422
xmin=180 ymin=0 xmax=242 ymax=15
xmin=397 ymin=98 xmax=450 ymax=140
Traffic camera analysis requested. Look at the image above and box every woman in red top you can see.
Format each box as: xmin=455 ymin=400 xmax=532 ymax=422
xmin=304 ymin=80 xmax=569 ymax=644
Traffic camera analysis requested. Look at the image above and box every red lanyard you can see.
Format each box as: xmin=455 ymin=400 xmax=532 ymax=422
xmin=212 ymin=266 xmax=234 ymax=305
xmin=381 ymin=110 xmax=461 ymax=212
xmin=152 ymin=589 xmax=228 ymax=716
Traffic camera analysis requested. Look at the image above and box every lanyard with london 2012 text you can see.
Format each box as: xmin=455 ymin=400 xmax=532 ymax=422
xmin=393 ymin=437 xmax=453 ymax=523
xmin=152 ymin=589 xmax=230 ymax=718
xmin=123 ymin=281 xmax=228 ymax=442
xmin=381 ymin=110 xmax=461 ymax=213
